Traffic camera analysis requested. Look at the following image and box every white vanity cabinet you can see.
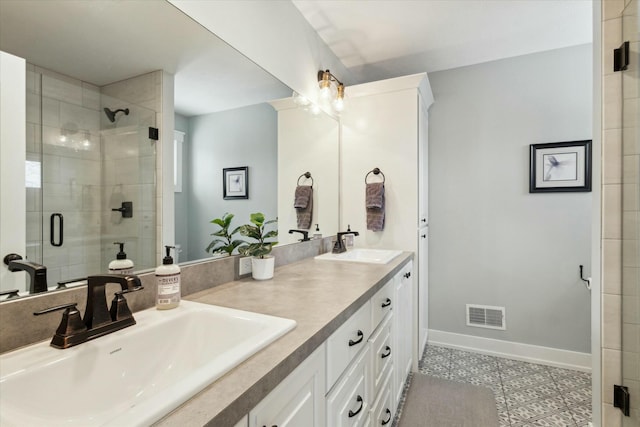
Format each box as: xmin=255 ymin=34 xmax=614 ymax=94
xmin=249 ymin=344 xmax=326 ymax=427
xmin=246 ymin=262 xmax=412 ymax=427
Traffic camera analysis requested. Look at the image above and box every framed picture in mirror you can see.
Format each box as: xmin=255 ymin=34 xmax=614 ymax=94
xmin=529 ymin=140 xmax=592 ymax=193
xmin=223 ymin=167 xmax=249 ymax=199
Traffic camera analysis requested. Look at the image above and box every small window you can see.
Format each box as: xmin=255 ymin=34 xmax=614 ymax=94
xmin=25 ymin=160 xmax=41 ymax=189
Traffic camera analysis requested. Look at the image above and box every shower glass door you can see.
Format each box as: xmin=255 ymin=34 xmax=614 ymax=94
xmin=26 ymin=66 xmax=157 ymax=288
xmin=621 ymin=0 xmax=639 ymax=423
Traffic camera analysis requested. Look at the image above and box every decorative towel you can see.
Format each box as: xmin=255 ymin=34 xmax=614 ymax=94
xmin=366 ymin=182 xmax=384 ymax=208
xmin=294 ymin=185 xmax=313 ymax=229
xmin=366 ymin=183 xmax=385 ymax=231
xmin=294 ymin=185 xmax=311 ymax=209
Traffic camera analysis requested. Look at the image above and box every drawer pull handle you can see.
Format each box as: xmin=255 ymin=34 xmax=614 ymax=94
xmin=404 ymin=272 xmax=411 ymax=279
xmin=381 ymin=408 xmax=392 ymax=425
xmin=381 ymin=346 xmax=391 ymax=359
xmin=381 ymin=298 xmax=391 ymax=308
xmin=348 ymin=330 xmax=364 ymax=346
xmin=348 ymin=395 xmax=363 ymax=418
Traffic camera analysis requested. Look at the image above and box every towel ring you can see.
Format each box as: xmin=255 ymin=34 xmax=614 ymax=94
xmin=365 ymin=168 xmax=385 ymax=184
xmin=297 ymin=171 xmax=313 ymax=186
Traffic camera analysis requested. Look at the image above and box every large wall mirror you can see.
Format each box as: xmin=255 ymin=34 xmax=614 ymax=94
xmin=0 ymin=0 xmax=339 ymax=299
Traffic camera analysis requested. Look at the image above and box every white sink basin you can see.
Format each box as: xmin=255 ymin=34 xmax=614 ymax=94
xmin=315 ymin=248 xmax=402 ymax=264
xmin=0 ymin=300 xmax=296 ymax=426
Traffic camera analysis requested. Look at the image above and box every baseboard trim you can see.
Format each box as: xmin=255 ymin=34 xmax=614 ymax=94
xmin=428 ymin=329 xmax=591 ymax=372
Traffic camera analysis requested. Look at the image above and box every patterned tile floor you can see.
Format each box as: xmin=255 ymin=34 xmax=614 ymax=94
xmin=393 ymin=344 xmax=592 ymax=427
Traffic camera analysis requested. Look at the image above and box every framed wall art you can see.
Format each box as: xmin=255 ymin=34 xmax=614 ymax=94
xmin=223 ymin=166 xmax=249 ymax=200
xmin=529 ymin=140 xmax=592 ymax=193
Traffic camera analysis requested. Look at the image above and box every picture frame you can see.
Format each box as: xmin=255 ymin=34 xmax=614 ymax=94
xmin=529 ymin=140 xmax=592 ymax=193
xmin=223 ymin=166 xmax=249 ymax=200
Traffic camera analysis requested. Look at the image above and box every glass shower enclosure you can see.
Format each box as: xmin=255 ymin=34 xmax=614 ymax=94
xmin=26 ymin=65 xmax=157 ymax=288
xmin=621 ymin=0 xmax=639 ymax=423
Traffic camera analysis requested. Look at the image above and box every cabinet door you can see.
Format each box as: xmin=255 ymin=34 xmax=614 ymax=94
xmin=418 ymin=97 xmax=429 ymax=227
xmin=369 ymin=313 xmax=393 ymax=399
xmin=250 ymin=344 xmax=326 ymax=427
xmin=326 ymin=345 xmax=371 ymax=427
xmin=370 ymin=369 xmax=394 ymax=427
xmin=418 ymin=229 xmax=428 ymax=355
xmin=393 ymin=262 xmax=413 ymax=408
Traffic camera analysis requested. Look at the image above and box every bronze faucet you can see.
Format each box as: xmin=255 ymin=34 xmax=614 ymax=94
xmin=4 ymin=254 xmax=48 ymax=294
xmin=34 ymin=274 xmax=143 ymax=349
xmin=333 ymin=229 xmax=360 ymax=254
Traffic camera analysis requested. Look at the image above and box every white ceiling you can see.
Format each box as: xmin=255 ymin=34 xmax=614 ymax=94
xmin=0 ymin=1 xmax=593 ymax=116
xmin=0 ymin=0 xmax=291 ymax=117
xmin=293 ymin=0 xmax=593 ymax=82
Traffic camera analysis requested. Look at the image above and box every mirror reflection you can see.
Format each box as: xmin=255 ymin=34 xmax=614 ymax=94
xmin=0 ymin=0 xmax=339 ymax=298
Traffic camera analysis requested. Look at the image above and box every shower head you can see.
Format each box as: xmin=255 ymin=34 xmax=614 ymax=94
xmin=104 ymin=107 xmax=130 ymax=123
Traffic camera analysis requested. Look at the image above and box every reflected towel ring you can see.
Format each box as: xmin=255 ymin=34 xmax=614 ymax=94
xmin=365 ymin=168 xmax=385 ymax=184
xmin=297 ymin=171 xmax=313 ymax=186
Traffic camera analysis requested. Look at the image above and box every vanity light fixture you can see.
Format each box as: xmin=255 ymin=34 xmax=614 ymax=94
xmin=317 ymin=69 xmax=346 ymax=113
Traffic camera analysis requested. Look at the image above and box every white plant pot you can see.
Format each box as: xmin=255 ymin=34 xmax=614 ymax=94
xmin=251 ymin=255 xmax=275 ymax=280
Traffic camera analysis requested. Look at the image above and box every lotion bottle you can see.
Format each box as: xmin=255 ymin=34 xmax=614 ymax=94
xmin=109 ymin=242 xmax=134 ymax=275
xmin=156 ymin=245 xmax=181 ymax=310
xmin=313 ymin=224 xmax=322 ymax=239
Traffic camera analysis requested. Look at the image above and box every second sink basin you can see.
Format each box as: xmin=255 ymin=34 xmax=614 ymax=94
xmin=315 ymin=248 xmax=402 ymax=264
xmin=0 ymin=300 xmax=296 ymax=426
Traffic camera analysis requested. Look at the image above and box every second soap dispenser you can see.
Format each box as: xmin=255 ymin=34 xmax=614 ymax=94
xmin=156 ymin=245 xmax=181 ymax=310
xmin=109 ymin=242 xmax=134 ymax=275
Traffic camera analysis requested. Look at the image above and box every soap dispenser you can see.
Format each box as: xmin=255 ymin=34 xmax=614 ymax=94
xmin=344 ymin=225 xmax=355 ymax=249
xmin=155 ymin=245 xmax=181 ymax=310
xmin=313 ymin=224 xmax=322 ymax=239
xmin=109 ymin=242 xmax=134 ymax=275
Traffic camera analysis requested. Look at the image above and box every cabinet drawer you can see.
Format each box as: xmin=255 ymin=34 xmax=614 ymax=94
xmin=371 ymin=279 xmax=393 ymax=331
xmin=326 ymin=300 xmax=372 ymax=391
xmin=369 ymin=313 xmax=393 ymax=398
xmin=370 ymin=369 xmax=394 ymax=427
xmin=326 ymin=345 xmax=371 ymax=427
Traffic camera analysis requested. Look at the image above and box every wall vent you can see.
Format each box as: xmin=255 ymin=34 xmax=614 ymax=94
xmin=466 ymin=304 xmax=506 ymax=330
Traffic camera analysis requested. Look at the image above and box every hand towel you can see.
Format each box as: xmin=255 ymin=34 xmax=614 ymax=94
xmin=366 ymin=182 xmax=384 ymax=208
xmin=294 ymin=185 xmax=313 ymax=229
xmin=366 ymin=183 xmax=385 ymax=231
xmin=294 ymin=185 xmax=312 ymax=209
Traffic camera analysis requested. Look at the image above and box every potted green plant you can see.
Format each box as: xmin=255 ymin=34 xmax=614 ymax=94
xmin=238 ymin=212 xmax=278 ymax=280
xmin=205 ymin=213 xmax=243 ymax=256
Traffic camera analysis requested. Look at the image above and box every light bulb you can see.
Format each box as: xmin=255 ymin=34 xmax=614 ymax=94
xmin=319 ymin=85 xmax=331 ymax=100
xmin=333 ymin=84 xmax=345 ymax=112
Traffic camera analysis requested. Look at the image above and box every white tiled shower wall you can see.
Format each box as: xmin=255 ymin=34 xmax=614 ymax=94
xmin=25 ymin=66 xmax=160 ymax=284
xmin=26 ymin=64 xmax=103 ymax=283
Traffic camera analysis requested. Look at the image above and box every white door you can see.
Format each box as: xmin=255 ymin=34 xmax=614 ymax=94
xmin=0 ymin=51 xmax=26 ymax=293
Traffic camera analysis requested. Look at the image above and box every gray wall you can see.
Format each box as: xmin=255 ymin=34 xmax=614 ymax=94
xmin=185 ymin=103 xmax=277 ymax=262
xmin=428 ymin=44 xmax=593 ymax=353
xmin=174 ymin=113 xmax=190 ymax=262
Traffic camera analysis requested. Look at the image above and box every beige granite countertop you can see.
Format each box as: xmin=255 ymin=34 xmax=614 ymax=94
xmin=155 ymin=252 xmax=413 ymax=427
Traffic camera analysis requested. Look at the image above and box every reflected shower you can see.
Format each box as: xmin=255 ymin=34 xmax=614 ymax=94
xmin=104 ymin=107 xmax=130 ymax=123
